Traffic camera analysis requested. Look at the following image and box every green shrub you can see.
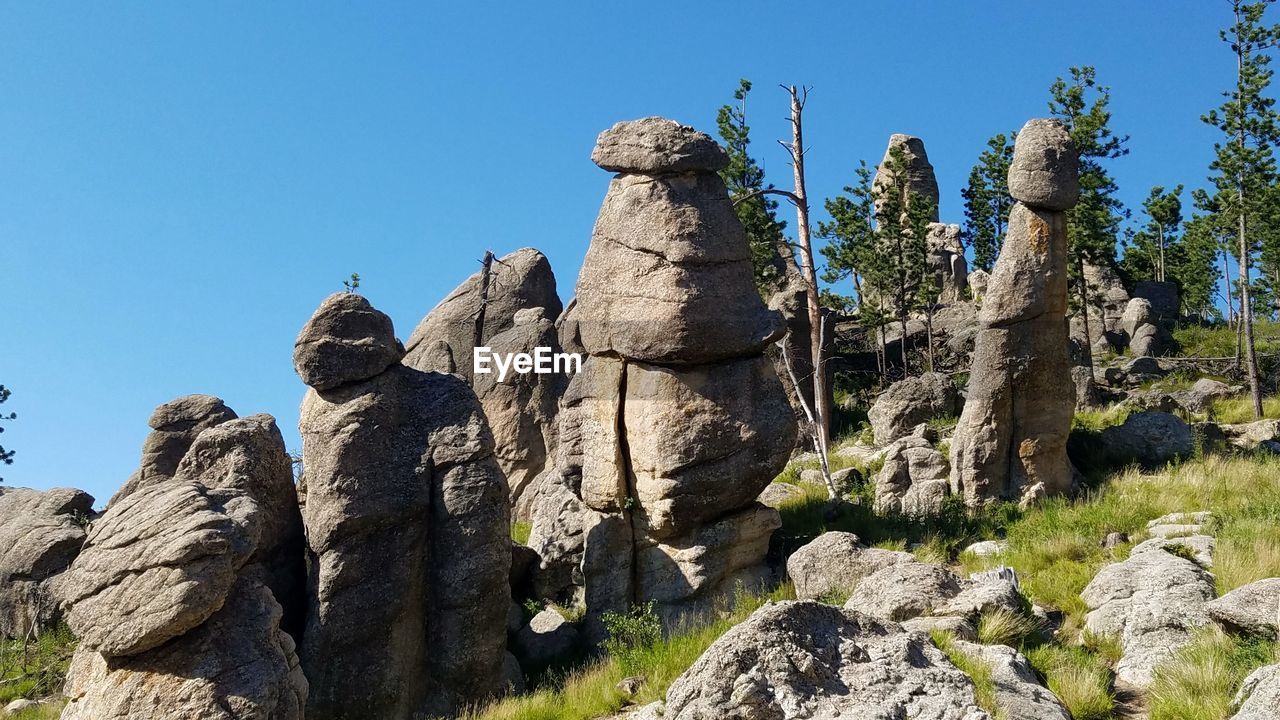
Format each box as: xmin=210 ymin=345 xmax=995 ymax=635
xmin=600 ymin=602 xmax=662 ymax=676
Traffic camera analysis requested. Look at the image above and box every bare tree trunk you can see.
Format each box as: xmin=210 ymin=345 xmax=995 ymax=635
xmin=1076 ymin=257 xmax=1095 ymax=372
xmin=778 ymin=333 xmax=837 ymax=500
xmin=1239 ymin=200 xmax=1264 ymax=418
xmin=925 ymin=306 xmax=935 ymax=373
xmin=474 ymin=250 xmax=495 ymax=349
xmin=781 ymin=84 xmax=830 ymax=451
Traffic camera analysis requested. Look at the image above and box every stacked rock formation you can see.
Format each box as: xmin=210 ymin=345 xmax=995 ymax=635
xmin=0 ymin=486 xmax=94 ymax=639
xmin=56 ymin=401 xmax=307 ymax=719
xmin=950 ymin=119 xmax=1079 ymax=508
xmin=107 ymin=394 xmax=237 ymax=506
xmin=295 ymin=292 xmax=513 ymax=719
xmin=529 ymin=117 xmax=796 ymax=636
xmin=404 ymin=249 xmax=566 ymax=518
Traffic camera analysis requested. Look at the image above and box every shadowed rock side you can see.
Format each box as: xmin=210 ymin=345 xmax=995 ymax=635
xmin=950 ymin=118 xmax=1079 ymax=508
xmin=296 ymin=292 xmax=512 ymax=720
xmin=0 ymin=487 xmax=94 ymax=639
xmin=404 ymin=249 xmax=566 ymax=518
xmin=54 ymin=403 xmax=307 ymax=720
xmin=528 ymin=117 xmax=796 ymax=638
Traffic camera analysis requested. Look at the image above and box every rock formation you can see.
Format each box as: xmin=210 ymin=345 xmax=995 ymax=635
xmin=295 ymin=292 xmax=512 ymax=719
xmin=404 ymin=249 xmax=566 ymax=517
xmin=874 ymin=134 xmax=940 ymax=222
xmin=950 ymin=119 xmax=1079 ymax=508
xmin=528 ymin=117 xmax=796 ymax=636
xmin=0 ymin=487 xmax=94 ymax=639
xmin=660 ymin=601 xmax=993 ymax=719
xmin=785 ymin=532 xmax=913 ymax=600
xmin=108 ymin=394 xmax=237 ymax=505
xmin=867 ymin=372 xmax=959 ymax=445
xmin=55 ymin=404 xmax=307 ymax=719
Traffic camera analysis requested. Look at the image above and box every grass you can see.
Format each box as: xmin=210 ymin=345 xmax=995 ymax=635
xmin=7 ymin=704 xmax=64 ymax=720
xmin=1024 ymin=645 xmax=1115 ymax=720
xmin=931 ymin=630 xmax=1003 ymax=720
xmin=511 ymin=521 xmax=532 ymax=545
xmin=976 ymin=608 xmax=1041 ymax=647
xmin=1148 ymin=627 xmax=1279 ymax=720
xmin=467 ymin=584 xmax=796 ymax=720
xmin=1171 ymin=320 xmax=1280 ymax=359
xmin=0 ymin=624 xmax=75 ymax=707
xmin=1206 ymin=394 xmax=1280 ymax=424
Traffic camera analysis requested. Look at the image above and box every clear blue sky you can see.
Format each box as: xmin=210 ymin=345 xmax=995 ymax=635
xmin=1 ymin=0 xmax=1235 ymax=504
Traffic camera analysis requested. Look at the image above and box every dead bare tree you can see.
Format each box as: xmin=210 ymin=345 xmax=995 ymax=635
xmin=778 ymin=329 xmax=838 ymax=500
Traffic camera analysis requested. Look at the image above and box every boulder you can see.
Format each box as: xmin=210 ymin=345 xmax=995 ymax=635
xmin=60 ymin=574 xmax=306 ymax=720
xmin=901 ymin=615 xmax=978 ymax=641
xmin=56 ymin=481 xmax=258 ymax=658
xmin=403 ymin=247 xmax=562 ymax=382
xmin=785 ymin=532 xmax=913 ymax=600
xmin=1071 ymin=365 xmax=1103 ymax=409
xmin=867 ymin=372 xmax=958 ymax=445
xmin=969 ymin=268 xmax=990 ymax=298
xmin=661 ymin=601 xmax=990 ymax=720
xmin=591 ymin=116 xmax=728 ymax=174
xmin=1131 ymin=535 xmax=1215 ymax=569
xmin=951 ymin=123 xmax=1077 ymax=509
xmin=951 ymin=641 xmax=1072 ymax=720
xmin=843 ymin=561 xmax=964 ymax=621
xmin=1175 ymin=378 xmax=1240 ymax=413
xmin=928 ymin=223 xmax=970 ymax=303
xmin=0 ymin=487 xmax=94 ymax=639
xmin=109 ymin=394 xmax=237 ymax=505
xmin=298 ymin=295 xmax=511 ymax=719
xmin=1120 ymin=298 xmax=1155 ymax=338
xmin=292 ymin=292 xmax=404 ymax=391
xmin=1206 ymin=578 xmax=1280 ymax=639
xmin=1130 ymin=323 xmax=1174 ymax=357
xmin=873 ymin=435 xmax=951 ymax=515
xmin=1007 ymin=119 xmax=1079 ymax=210
xmin=1082 ymin=543 xmax=1216 ymax=687
xmin=1233 ymin=663 xmax=1280 ymax=719
xmin=756 ymin=482 xmax=804 ymax=508
xmin=1099 ymin=411 xmax=1194 ymax=467
xmin=514 ymin=608 xmax=580 ymax=667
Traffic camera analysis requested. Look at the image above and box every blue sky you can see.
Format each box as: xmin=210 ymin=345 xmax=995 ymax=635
xmin=0 ymin=0 xmax=1237 ymax=503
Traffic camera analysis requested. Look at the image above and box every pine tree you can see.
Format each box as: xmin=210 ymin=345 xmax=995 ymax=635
xmin=1048 ymin=66 xmax=1129 ymax=370
xmin=0 ymin=385 xmax=15 ymax=482
xmin=1203 ymin=0 xmax=1280 ymax=417
xmin=819 ymin=161 xmax=890 ymax=374
xmin=717 ymin=79 xmax=789 ymax=295
xmin=960 ymin=133 xmax=1015 ymax=272
xmin=1129 ymin=186 xmax=1184 ymax=282
xmin=1168 ymin=214 xmax=1225 ymax=320
xmin=873 ymin=145 xmax=935 ymax=376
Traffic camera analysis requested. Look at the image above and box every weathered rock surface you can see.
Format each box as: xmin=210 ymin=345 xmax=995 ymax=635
xmin=109 ymin=394 xmax=237 ymax=505
xmin=873 ymin=134 xmax=941 ymax=222
xmin=756 ymin=482 xmax=804 ymax=508
xmin=1007 ymin=118 xmax=1080 ymax=211
xmin=661 ymin=601 xmax=991 ymax=720
xmin=952 ymin=641 xmax=1072 ymax=720
xmin=1175 ymin=378 xmax=1240 ymax=413
xmin=591 ymin=116 xmax=728 ymax=174
xmin=298 ymin=295 xmax=511 ymax=719
xmin=1082 ymin=543 xmax=1216 ymax=688
xmin=61 ymin=574 xmax=306 ymax=720
xmin=868 ymin=372 xmax=958 ymax=445
xmin=951 ymin=120 xmax=1077 ymax=509
xmin=1233 ymin=663 xmax=1280 ymax=719
xmin=292 ymin=292 xmax=404 ymax=391
xmin=874 ymin=434 xmax=951 ymax=515
xmin=514 ymin=608 xmax=580 ymax=667
xmin=928 ymin=223 xmax=970 ymax=303
xmin=470 ymin=308 xmax=567 ymax=519
xmin=528 ymin=118 xmax=795 ymax=634
xmin=785 ymin=532 xmax=913 ymax=600
xmin=57 ymin=480 xmax=259 ymax=658
xmin=1100 ymin=411 xmax=1193 ymax=467
xmin=1207 ymin=578 xmax=1280 ymax=639
xmin=1131 ymin=535 xmax=1215 ymax=569
xmin=843 ymin=561 xmax=964 ymax=621
xmin=0 ymin=486 xmax=94 ymax=639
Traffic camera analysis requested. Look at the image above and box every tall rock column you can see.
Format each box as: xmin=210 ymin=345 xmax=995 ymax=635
xmin=949 ymin=119 xmax=1079 ymax=508
xmin=529 ymin=117 xmax=797 ymax=636
xmin=294 ymin=292 xmax=512 ymax=720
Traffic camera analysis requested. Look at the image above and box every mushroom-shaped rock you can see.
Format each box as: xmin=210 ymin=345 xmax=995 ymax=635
xmin=1007 ymin=119 xmax=1079 ymax=211
xmin=591 ymin=117 xmax=728 ymax=174
xmin=57 ymin=481 xmax=259 ymax=658
xmin=293 ymin=292 xmax=404 ymax=391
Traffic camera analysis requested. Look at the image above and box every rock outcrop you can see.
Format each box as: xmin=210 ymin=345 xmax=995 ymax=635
xmin=785 ymin=532 xmax=913 ymax=600
xmin=1233 ymin=663 xmax=1280 ymax=719
xmin=1099 ymin=411 xmax=1194 ymax=467
xmin=659 ymin=601 xmax=992 ymax=719
xmin=296 ymin=292 xmax=512 ymax=719
xmin=0 ymin=487 xmax=94 ymax=639
xmin=873 ymin=134 xmax=940 ymax=222
xmin=55 ymin=405 xmax=307 ymax=720
xmin=950 ymin=119 xmax=1079 ymax=508
xmin=874 ymin=432 xmax=952 ymax=515
xmin=1207 ymin=578 xmax=1280 ymax=639
xmin=403 ymin=248 xmax=566 ymax=516
xmin=528 ymin=118 xmax=796 ymax=636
